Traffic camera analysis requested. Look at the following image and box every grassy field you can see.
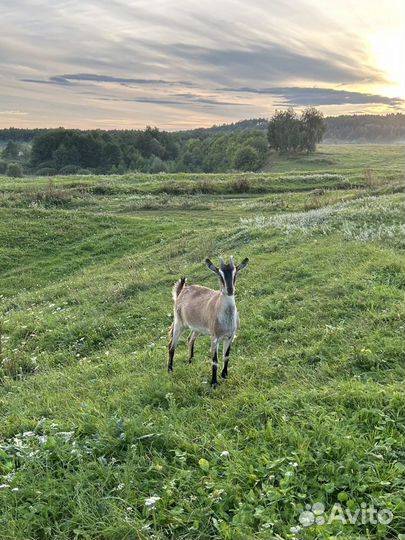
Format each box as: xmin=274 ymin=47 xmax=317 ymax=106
xmin=0 ymin=145 xmax=404 ymax=540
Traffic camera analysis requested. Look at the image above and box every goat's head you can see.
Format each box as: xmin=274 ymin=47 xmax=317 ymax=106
xmin=205 ymin=256 xmax=249 ymax=296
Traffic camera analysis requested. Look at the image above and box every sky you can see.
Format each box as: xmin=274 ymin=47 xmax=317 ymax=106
xmin=0 ymin=0 xmax=404 ymax=130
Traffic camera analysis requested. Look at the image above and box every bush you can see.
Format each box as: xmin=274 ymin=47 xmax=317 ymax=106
xmin=6 ymin=162 xmax=23 ymax=177
xmin=150 ymin=156 xmax=168 ymax=173
xmin=233 ymin=146 xmax=260 ymax=171
xmin=0 ymin=160 xmax=7 ymax=174
xmin=36 ymin=167 xmax=57 ymax=176
xmin=59 ymin=164 xmax=81 ymax=175
xmin=232 ymin=176 xmax=251 ymax=193
xmin=32 ymin=180 xmax=72 ymax=206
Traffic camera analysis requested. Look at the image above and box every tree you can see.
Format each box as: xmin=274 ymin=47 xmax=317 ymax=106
xmin=2 ymin=141 xmax=20 ymax=160
xmin=267 ymin=107 xmax=325 ymax=154
xmin=233 ymin=146 xmax=260 ymax=171
xmin=101 ymin=142 xmax=123 ymax=170
xmin=53 ymin=141 xmax=80 ymax=169
xmin=301 ymin=107 xmax=326 ymax=153
xmin=150 ymin=156 xmax=167 ymax=173
xmin=6 ymin=162 xmax=23 ymax=177
xmin=267 ymin=108 xmax=302 ymax=153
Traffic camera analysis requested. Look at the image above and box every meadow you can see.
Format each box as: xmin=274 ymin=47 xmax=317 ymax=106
xmin=0 ymin=145 xmax=404 ymax=540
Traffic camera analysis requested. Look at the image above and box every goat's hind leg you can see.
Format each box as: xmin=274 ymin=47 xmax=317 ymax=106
xmin=168 ymin=318 xmax=184 ymax=372
xmin=187 ymin=331 xmax=198 ymax=363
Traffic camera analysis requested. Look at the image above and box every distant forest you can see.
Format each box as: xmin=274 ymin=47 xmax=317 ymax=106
xmin=178 ymin=114 xmax=405 ymax=143
xmin=0 ymin=113 xmax=403 ymax=176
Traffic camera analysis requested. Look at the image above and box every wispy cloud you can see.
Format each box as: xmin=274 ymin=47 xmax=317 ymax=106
xmin=221 ymin=86 xmax=404 ymax=107
xmin=21 ymin=73 xmax=194 ymax=87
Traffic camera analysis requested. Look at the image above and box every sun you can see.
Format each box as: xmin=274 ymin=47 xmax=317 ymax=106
xmin=369 ymin=30 xmax=404 ymax=98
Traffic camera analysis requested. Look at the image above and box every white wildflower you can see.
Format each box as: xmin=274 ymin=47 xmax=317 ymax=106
xmin=57 ymin=431 xmax=74 ymax=442
xmin=144 ymin=496 xmax=161 ymax=508
xmin=220 ymin=450 xmax=230 ymax=457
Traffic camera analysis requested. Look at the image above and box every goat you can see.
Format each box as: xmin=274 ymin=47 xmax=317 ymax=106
xmin=168 ymin=256 xmax=249 ymax=385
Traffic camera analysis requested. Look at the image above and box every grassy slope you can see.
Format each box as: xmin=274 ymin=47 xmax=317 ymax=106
xmin=265 ymin=144 xmax=405 ymax=173
xmin=0 ymin=145 xmax=404 ymax=540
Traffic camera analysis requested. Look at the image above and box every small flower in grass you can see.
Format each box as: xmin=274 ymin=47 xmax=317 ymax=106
xmin=11 ymin=487 xmax=19 ymax=492
xmin=0 ymin=484 xmax=10 ymax=489
xmin=116 ymin=483 xmax=125 ymax=491
xmin=144 ymin=496 xmax=161 ymax=508
xmin=290 ymin=525 xmax=301 ymax=534
xmin=220 ymin=450 xmax=230 ymax=457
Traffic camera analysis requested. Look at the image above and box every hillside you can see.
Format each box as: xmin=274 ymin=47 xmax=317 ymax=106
xmin=0 ymin=145 xmax=404 ymax=539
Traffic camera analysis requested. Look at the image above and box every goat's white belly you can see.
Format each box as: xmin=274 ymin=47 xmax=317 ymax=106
xmin=188 ymin=324 xmax=210 ymax=336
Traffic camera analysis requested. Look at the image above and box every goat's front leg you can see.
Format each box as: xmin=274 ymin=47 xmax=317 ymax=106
xmin=210 ymin=337 xmax=220 ymax=386
xmin=222 ymin=335 xmax=234 ymax=379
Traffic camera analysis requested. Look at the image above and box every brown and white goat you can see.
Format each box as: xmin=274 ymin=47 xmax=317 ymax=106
xmin=168 ymin=256 xmax=249 ymax=385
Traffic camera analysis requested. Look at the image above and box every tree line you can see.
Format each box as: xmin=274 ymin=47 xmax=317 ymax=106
xmin=1 ymin=110 xmax=403 ymax=176
xmin=1 ymin=126 xmax=270 ymax=176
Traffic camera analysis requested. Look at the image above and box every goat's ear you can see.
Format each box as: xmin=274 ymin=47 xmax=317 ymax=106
xmin=236 ymin=257 xmax=249 ymax=273
xmin=206 ymin=258 xmax=219 ymax=274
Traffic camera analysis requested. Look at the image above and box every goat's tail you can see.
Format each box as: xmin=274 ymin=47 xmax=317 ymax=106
xmin=172 ymin=277 xmax=186 ymax=301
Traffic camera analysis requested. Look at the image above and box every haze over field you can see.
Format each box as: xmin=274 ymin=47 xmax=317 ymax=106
xmin=0 ymin=0 xmax=404 ymax=129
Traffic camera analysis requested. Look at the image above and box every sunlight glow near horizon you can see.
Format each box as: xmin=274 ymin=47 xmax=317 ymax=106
xmin=369 ymin=30 xmax=405 ymax=98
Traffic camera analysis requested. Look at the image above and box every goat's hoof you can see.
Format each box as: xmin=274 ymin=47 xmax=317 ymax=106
xmin=221 ymin=370 xmax=228 ymax=379
xmin=168 ymin=367 xmax=173 ymax=373
xmin=211 ymin=381 xmax=218 ymax=388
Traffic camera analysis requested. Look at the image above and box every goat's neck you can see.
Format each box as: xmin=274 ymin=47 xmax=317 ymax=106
xmin=219 ymin=292 xmax=236 ymax=310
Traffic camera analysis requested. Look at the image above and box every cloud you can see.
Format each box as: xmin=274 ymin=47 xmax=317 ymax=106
xmin=1 ymin=0 xmax=403 ymax=128
xmin=96 ymin=93 xmax=246 ymax=107
xmin=158 ymin=41 xmax=386 ymax=86
xmin=221 ymin=86 xmax=404 ymax=107
xmin=21 ymin=73 xmax=194 ymax=87
xmin=0 ymin=110 xmax=28 ymax=115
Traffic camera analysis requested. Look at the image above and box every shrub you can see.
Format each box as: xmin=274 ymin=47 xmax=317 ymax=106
xmin=36 ymin=167 xmax=57 ymax=176
xmin=233 ymin=146 xmax=260 ymax=171
xmin=0 ymin=160 xmax=7 ymax=174
xmin=6 ymin=162 xmax=23 ymax=177
xmin=232 ymin=176 xmax=251 ymax=193
xmin=32 ymin=180 xmax=72 ymax=206
xmin=59 ymin=164 xmax=81 ymax=175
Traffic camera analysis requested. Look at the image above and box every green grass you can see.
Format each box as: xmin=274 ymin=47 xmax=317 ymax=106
xmin=266 ymin=144 xmax=405 ymax=173
xmin=0 ymin=145 xmax=404 ymax=540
